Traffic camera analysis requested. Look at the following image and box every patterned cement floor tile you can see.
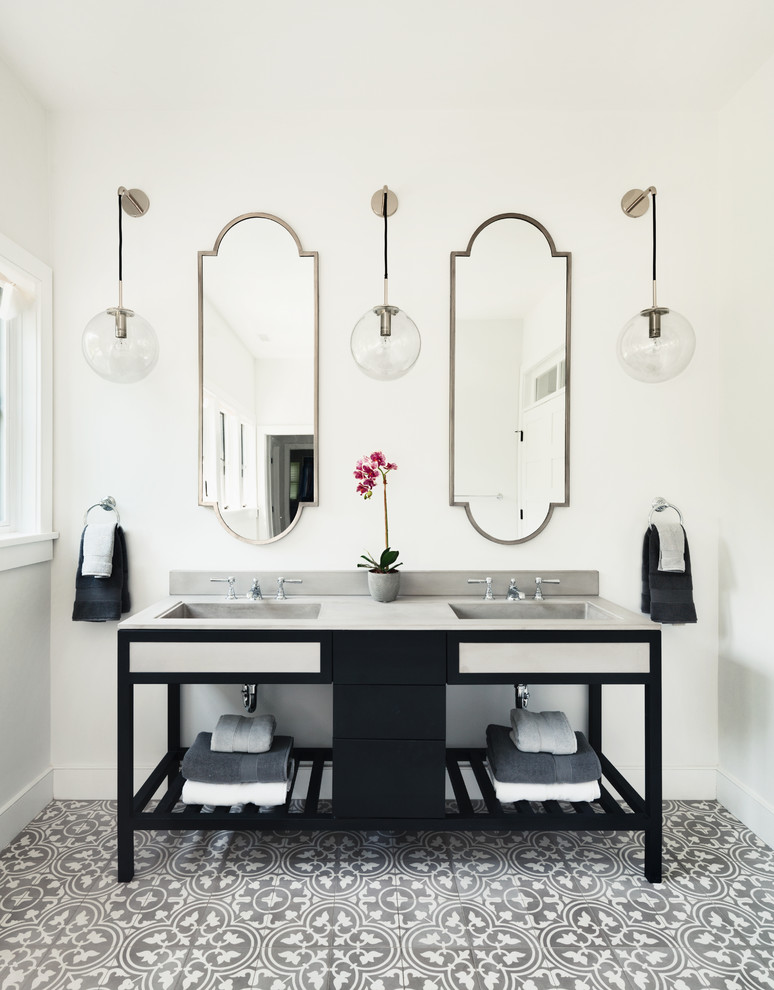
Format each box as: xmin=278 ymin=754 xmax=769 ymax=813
xmin=2 ymin=800 xmax=774 ymax=990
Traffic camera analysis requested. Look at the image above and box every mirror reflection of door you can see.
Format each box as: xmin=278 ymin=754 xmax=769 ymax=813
xmin=451 ymin=214 xmax=570 ymax=543
xmin=199 ymin=214 xmax=318 ymax=543
xmin=267 ymin=434 xmax=314 ymax=538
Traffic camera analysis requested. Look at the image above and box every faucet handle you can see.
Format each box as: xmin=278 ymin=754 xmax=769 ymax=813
xmin=534 ymin=576 xmax=560 ymax=600
xmin=211 ymin=576 xmax=237 ymax=600
xmin=468 ymin=577 xmax=494 ymax=600
xmin=276 ymin=577 xmax=302 ymax=600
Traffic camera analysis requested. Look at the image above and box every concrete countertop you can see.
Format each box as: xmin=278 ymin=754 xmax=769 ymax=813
xmin=119 ymin=593 xmax=659 ymax=633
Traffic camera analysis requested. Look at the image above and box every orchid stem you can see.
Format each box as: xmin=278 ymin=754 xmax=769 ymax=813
xmin=382 ymin=470 xmax=389 ymax=550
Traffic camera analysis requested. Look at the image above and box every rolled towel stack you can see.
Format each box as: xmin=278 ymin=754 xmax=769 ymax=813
xmin=487 ymin=719 xmax=601 ymax=803
xmin=181 ymin=723 xmax=293 ymax=809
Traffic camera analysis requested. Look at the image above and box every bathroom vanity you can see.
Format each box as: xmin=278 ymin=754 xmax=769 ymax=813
xmin=116 ymin=571 xmax=661 ymax=883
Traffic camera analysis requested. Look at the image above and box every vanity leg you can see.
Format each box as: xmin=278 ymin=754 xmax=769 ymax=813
xmin=167 ymin=683 xmax=181 ymax=786
xmin=117 ymin=638 xmax=135 ymax=882
xmin=587 ymin=683 xmax=602 ymax=753
xmin=644 ymin=642 xmax=663 ymax=883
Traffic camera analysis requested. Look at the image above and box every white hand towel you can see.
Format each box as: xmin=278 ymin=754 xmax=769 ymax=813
xmin=81 ymin=523 xmax=116 ymax=578
xmin=655 ymin=521 xmax=685 ymax=572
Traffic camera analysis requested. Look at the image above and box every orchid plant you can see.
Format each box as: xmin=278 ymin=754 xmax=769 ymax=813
xmin=354 ymin=451 xmax=403 ymax=573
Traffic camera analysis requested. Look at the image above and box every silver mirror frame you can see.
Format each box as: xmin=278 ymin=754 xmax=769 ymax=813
xmin=450 ymin=213 xmax=571 ymax=544
xmin=198 ymin=213 xmax=319 ymax=544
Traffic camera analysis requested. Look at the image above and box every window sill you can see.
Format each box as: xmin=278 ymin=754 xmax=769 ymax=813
xmin=0 ymin=532 xmax=59 ymax=572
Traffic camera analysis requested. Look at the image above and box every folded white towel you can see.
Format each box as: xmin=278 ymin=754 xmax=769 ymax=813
xmin=655 ymin=521 xmax=685 ymax=573
xmin=181 ymin=765 xmax=293 ymax=809
xmin=81 ymin=523 xmax=116 ymax=579
xmin=488 ymin=768 xmax=600 ymax=804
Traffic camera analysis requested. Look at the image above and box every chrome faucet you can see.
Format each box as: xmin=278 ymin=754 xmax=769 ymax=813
xmin=276 ymin=577 xmax=302 ymax=600
xmin=211 ymin=576 xmax=237 ymax=600
xmin=247 ymin=578 xmax=262 ymax=601
xmin=534 ymin=576 xmax=560 ymax=600
xmin=468 ymin=577 xmax=494 ymax=600
xmin=507 ymin=579 xmax=526 ymax=601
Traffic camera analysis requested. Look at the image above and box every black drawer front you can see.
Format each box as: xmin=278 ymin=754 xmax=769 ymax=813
xmin=334 ymin=684 xmax=445 ymax=739
xmin=333 ymin=739 xmax=446 ymax=818
xmin=333 ymin=632 xmax=446 ymax=684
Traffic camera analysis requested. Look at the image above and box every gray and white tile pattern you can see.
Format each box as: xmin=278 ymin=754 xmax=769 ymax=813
xmin=0 ymin=800 xmax=773 ymax=989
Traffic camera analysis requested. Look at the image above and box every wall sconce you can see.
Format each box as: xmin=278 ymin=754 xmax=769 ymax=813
xmin=82 ymin=186 xmax=159 ymax=383
xmin=350 ymin=186 xmax=420 ymax=380
xmin=618 ymin=186 xmax=695 ymax=383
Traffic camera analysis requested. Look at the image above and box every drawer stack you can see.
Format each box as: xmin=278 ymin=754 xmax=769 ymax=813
xmin=332 ymin=631 xmax=447 ymax=819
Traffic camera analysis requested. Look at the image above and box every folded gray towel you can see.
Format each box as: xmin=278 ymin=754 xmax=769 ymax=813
xmin=509 ymin=709 xmax=577 ymax=755
xmin=211 ymin=714 xmax=276 ymax=754
xmin=181 ymin=732 xmax=293 ymax=784
xmin=486 ymin=724 xmax=600 ymax=785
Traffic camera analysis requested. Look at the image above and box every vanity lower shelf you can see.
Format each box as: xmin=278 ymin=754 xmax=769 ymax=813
xmin=131 ymin=745 xmax=651 ymax=835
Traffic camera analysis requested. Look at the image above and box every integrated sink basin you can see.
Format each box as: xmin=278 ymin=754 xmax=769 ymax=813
xmin=448 ymin=600 xmax=619 ymax=621
xmin=159 ymin=601 xmax=321 ymax=620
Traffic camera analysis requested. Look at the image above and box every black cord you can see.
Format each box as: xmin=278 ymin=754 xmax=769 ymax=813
xmin=118 ymin=189 xmax=123 ymax=284
xmin=651 ymin=191 xmax=657 ymax=283
xmin=383 ymin=189 xmax=388 ymax=281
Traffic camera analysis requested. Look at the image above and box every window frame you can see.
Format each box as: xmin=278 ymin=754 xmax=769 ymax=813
xmin=0 ymin=231 xmax=56 ymax=572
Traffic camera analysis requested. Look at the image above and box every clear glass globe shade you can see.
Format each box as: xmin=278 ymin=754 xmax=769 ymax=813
xmin=82 ymin=309 xmax=159 ymax=384
xmin=350 ymin=306 xmax=421 ymax=381
xmin=617 ymin=308 xmax=695 ymax=383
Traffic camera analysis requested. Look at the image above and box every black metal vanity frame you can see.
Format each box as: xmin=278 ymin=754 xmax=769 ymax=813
xmin=116 ymin=626 xmax=662 ymax=883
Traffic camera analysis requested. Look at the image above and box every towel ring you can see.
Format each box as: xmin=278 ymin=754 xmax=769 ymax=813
xmin=83 ymin=496 xmax=120 ymax=526
xmin=648 ymin=497 xmax=683 ymax=526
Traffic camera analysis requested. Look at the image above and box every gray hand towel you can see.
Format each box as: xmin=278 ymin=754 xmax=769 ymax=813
xmin=181 ymin=732 xmax=293 ymax=784
xmin=211 ymin=714 xmax=276 ymax=754
xmin=641 ymin=525 xmax=697 ymax=624
xmin=509 ymin=709 xmax=577 ymax=755
xmin=486 ymin=724 xmax=600 ymax=785
xmin=72 ymin=525 xmax=130 ymax=622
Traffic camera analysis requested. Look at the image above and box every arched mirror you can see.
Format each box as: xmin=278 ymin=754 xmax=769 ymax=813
xmin=450 ymin=214 xmax=570 ymax=543
xmin=199 ymin=214 xmax=318 ymax=543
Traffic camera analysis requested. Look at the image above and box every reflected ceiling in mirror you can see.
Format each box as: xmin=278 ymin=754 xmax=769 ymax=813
xmin=450 ymin=214 xmax=571 ymax=543
xmin=199 ymin=214 xmax=318 ymax=543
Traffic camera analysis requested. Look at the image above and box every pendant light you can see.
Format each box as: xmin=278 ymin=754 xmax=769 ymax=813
xmin=350 ymin=186 xmax=420 ymax=380
xmin=618 ymin=186 xmax=695 ymax=383
xmin=82 ymin=186 xmax=159 ymax=383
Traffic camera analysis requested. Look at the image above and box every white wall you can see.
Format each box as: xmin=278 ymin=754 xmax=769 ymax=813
xmin=0 ymin=56 xmax=52 ymax=844
xmin=48 ymin=107 xmax=720 ymax=799
xmin=717 ymin=54 xmax=774 ymax=846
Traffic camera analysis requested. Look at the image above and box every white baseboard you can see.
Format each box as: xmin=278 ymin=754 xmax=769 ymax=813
xmin=0 ymin=769 xmax=54 ymax=850
xmin=716 ymin=768 xmax=774 ymax=850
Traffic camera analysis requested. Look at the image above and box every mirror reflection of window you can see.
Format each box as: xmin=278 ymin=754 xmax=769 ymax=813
xmin=451 ymin=215 xmax=570 ymax=543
